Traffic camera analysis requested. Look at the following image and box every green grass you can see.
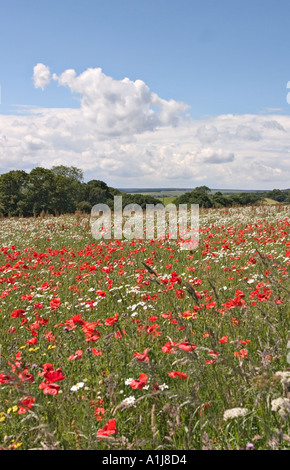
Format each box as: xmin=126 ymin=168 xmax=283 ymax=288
xmin=156 ymin=196 xmax=177 ymax=205
xmin=0 ymin=205 xmax=289 ymax=450
xmin=261 ymin=198 xmax=281 ymax=205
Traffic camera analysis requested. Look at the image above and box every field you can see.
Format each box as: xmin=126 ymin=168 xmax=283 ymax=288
xmin=0 ymin=204 xmax=289 ymax=450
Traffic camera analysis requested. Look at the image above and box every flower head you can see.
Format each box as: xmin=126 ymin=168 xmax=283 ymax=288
xmin=97 ymin=419 xmax=118 ymax=439
xmin=223 ymin=407 xmax=249 ymax=421
xmin=70 ymin=382 xmax=85 ymax=392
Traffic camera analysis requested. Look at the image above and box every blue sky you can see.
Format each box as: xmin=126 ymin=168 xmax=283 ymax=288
xmin=1 ymin=0 xmax=290 ymax=189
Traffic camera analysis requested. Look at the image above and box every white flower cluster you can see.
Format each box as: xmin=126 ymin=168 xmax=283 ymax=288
xmin=121 ymin=396 xmax=136 ymax=406
xmin=223 ymin=407 xmax=249 ymax=421
xmin=271 ymin=397 xmax=290 ymax=419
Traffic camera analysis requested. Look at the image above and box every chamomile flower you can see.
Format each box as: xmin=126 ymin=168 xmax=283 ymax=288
xmin=125 ymin=378 xmax=134 ymax=386
xmin=70 ymin=382 xmax=85 ymax=392
xmin=121 ymin=396 xmax=136 ymax=406
xmin=159 ymin=383 xmax=169 ymax=391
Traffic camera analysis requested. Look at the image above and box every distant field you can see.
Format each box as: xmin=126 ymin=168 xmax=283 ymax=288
xmin=119 ymin=188 xmax=284 ymax=206
xmin=261 ymin=198 xmax=280 ymax=205
xmin=156 ymin=196 xmax=177 ymax=205
xmin=121 ymin=189 xmax=192 ymax=198
xmin=119 ymin=188 xmax=269 ymax=198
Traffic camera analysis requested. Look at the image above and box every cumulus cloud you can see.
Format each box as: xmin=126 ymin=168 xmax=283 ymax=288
xmin=0 ymin=64 xmax=289 ymax=189
xmin=51 ymin=66 xmax=189 ymax=135
xmin=200 ymin=148 xmax=235 ymax=164
xmin=235 ymin=125 xmax=261 ymax=141
xmin=196 ymin=125 xmax=218 ymax=144
xmin=263 ymin=120 xmax=286 ymax=132
xmin=33 ymin=63 xmax=52 ymax=90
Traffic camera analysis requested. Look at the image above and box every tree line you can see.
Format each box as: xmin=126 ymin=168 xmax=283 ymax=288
xmin=0 ymin=166 xmax=160 ymax=217
xmin=0 ymin=167 xmax=289 ymax=217
xmin=174 ymin=185 xmax=290 ymax=208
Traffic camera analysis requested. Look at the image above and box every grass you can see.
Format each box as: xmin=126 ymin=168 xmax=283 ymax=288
xmin=261 ymin=198 xmax=280 ymax=205
xmin=156 ymin=196 xmax=177 ymax=206
xmin=0 ymin=204 xmax=289 ymax=450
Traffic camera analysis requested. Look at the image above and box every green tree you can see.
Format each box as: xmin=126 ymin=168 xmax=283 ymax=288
xmin=51 ymin=165 xmax=84 ymax=182
xmin=25 ymin=167 xmax=57 ymax=216
xmin=265 ymin=189 xmax=286 ymax=202
xmin=175 ymin=186 xmax=213 ymax=208
xmin=0 ymin=170 xmax=29 ymax=216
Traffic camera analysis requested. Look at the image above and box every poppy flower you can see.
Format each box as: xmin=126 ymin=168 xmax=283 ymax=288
xmin=96 ymin=290 xmax=106 ymax=297
xmin=178 ymin=342 xmax=197 ymax=352
xmin=134 ymin=348 xmax=149 ymax=362
xmin=11 ymin=309 xmax=25 ymax=318
xmin=218 ymin=336 xmax=228 ymax=344
xmin=0 ymin=373 xmax=12 ymax=384
xmin=92 ymin=348 xmax=102 ymax=356
xmin=50 ymin=298 xmax=61 ymax=310
xmin=104 ymin=314 xmax=118 ymax=325
xmin=129 ymin=373 xmax=148 ymax=389
xmin=18 ymin=396 xmax=35 ymax=414
xmin=97 ymin=419 xmax=118 ymax=439
xmin=39 ymin=381 xmax=60 ymax=395
xmin=175 ymin=289 xmax=185 ymax=299
xmin=168 ymin=371 xmax=188 ymax=380
xmin=162 ymin=341 xmax=178 ymax=353
xmin=43 ymin=368 xmax=65 ymax=383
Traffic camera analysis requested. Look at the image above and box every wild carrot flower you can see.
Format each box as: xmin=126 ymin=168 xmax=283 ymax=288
xmin=271 ymin=397 xmax=290 ymax=419
xmin=223 ymin=407 xmax=249 ymax=420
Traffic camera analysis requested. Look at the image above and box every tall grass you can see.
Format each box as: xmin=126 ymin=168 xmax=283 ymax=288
xmin=0 ymin=205 xmax=289 ymax=450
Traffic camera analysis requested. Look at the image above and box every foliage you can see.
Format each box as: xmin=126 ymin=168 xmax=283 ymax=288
xmin=0 ymin=167 xmax=160 ymax=217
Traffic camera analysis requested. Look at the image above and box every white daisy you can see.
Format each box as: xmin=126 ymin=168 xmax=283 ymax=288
xmin=121 ymin=396 xmax=136 ymax=406
xmin=70 ymin=382 xmax=85 ymax=392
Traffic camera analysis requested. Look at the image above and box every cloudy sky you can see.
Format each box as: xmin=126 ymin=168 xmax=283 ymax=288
xmin=1 ymin=0 xmax=290 ymax=189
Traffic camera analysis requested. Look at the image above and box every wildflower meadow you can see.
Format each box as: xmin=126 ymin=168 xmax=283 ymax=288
xmin=0 ymin=204 xmax=289 ymax=450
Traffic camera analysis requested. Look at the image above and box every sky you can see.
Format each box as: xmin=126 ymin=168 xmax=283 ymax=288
xmin=1 ymin=0 xmax=290 ymax=189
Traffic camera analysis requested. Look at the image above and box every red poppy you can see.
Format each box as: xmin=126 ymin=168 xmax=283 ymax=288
xmin=18 ymin=395 xmax=35 ymax=414
xmin=168 ymin=371 xmax=188 ymax=379
xmin=11 ymin=309 xmax=25 ymax=318
xmin=97 ymin=419 xmax=118 ymax=439
xmin=50 ymin=298 xmax=61 ymax=311
xmin=134 ymin=348 xmax=149 ymax=362
xmin=96 ymin=290 xmax=106 ymax=297
xmin=178 ymin=342 xmax=197 ymax=352
xmin=26 ymin=337 xmax=38 ymax=345
xmin=43 ymin=368 xmax=65 ymax=383
xmin=39 ymin=381 xmax=60 ymax=395
xmin=0 ymin=373 xmax=12 ymax=384
xmin=104 ymin=314 xmax=118 ymax=325
xmin=94 ymin=407 xmax=106 ymax=421
xmin=129 ymin=373 xmax=148 ymax=389
xmin=218 ymin=336 xmax=228 ymax=344
xmin=175 ymin=289 xmax=185 ymax=299
xmin=92 ymin=348 xmax=102 ymax=356
xmin=162 ymin=341 xmax=178 ymax=353
xmin=68 ymin=350 xmax=83 ymax=361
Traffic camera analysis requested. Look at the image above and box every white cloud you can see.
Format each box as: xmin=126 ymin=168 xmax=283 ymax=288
xmin=0 ymin=64 xmax=289 ymax=190
xmin=235 ymin=125 xmax=261 ymax=141
xmin=51 ymin=66 xmax=189 ymax=135
xmin=199 ymin=148 xmax=235 ymax=164
xmin=33 ymin=63 xmax=52 ymax=91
